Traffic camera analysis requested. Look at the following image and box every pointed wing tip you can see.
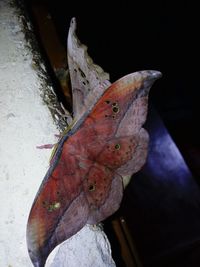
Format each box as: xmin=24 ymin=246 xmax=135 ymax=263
xmin=135 ymin=70 xmax=162 ymax=82
xmin=146 ymin=70 xmax=162 ymax=80
xmin=69 ymin=17 xmax=77 ymax=34
xmin=70 ymin=17 xmax=76 ymax=25
xmin=138 ymin=70 xmax=162 ymax=95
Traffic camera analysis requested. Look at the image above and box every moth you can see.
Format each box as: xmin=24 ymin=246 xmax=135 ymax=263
xmin=27 ymin=17 xmax=162 ymax=267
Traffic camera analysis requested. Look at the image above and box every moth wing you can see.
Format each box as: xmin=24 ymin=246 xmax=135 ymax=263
xmin=27 ymin=192 xmax=89 ymax=267
xmin=84 ymin=70 xmax=161 ymax=221
xmin=67 ymin=18 xmax=111 ymax=120
xmin=27 ymin=70 xmax=161 ymax=266
xmin=83 ymin=70 xmax=160 ymax=182
xmin=87 ymin=173 xmax=123 ymax=224
xmin=114 ymin=84 xmax=152 ymax=187
xmin=27 ymin=150 xmax=93 ymax=267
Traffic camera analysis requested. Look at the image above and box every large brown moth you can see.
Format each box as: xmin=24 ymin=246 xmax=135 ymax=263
xmin=27 ymin=17 xmax=162 ymax=267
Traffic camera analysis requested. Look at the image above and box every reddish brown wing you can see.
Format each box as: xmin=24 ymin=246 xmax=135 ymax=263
xmin=27 ymin=70 xmax=161 ymax=267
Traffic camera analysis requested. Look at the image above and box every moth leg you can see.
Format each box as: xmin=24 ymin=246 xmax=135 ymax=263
xmin=36 ymin=133 xmax=61 ymax=149
xmin=36 ymin=143 xmax=56 ymax=149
